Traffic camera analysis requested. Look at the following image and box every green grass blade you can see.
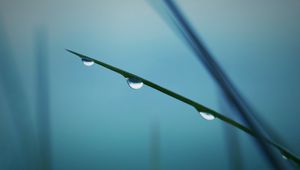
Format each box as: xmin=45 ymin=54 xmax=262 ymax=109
xmin=150 ymin=0 xmax=284 ymax=168
xmin=66 ymin=49 xmax=300 ymax=167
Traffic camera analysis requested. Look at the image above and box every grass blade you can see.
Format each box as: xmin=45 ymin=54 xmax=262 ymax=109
xmin=35 ymin=29 xmax=52 ymax=170
xmin=66 ymin=49 xmax=300 ymax=167
xmin=219 ymin=91 xmax=244 ymax=170
xmin=149 ymin=0 xmax=286 ymax=169
xmin=0 ymin=19 xmax=38 ymax=169
xmin=150 ymin=116 xmax=160 ymax=170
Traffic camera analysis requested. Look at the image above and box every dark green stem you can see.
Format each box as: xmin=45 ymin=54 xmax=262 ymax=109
xmin=67 ymin=49 xmax=300 ymax=167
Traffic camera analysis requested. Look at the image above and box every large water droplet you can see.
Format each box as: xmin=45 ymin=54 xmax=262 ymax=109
xmin=199 ymin=112 xmax=215 ymax=120
xmin=127 ymin=77 xmax=143 ymax=89
xmin=82 ymin=58 xmax=94 ymax=66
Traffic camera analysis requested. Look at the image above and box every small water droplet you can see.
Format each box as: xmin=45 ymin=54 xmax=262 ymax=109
xmin=82 ymin=58 xmax=94 ymax=66
xmin=127 ymin=77 xmax=143 ymax=89
xmin=199 ymin=112 xmax=215 ymax=120
xmin=281 ymin=154 xmax=288 ymax=160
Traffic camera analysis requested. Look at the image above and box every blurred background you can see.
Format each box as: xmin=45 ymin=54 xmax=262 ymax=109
xmin=0 ymin=0 xmax=300 ymax=169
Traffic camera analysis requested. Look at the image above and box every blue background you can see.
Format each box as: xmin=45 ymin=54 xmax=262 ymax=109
xmin=1 ymin=0 xmax=300 ymax=169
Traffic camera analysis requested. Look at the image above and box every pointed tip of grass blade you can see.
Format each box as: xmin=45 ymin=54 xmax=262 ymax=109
xmin=66 ymin=49 xmax=94 ymax=61
xmin=65 ymin=49 xmax=82 ymax=58
xmin=65 ymin=48 xmax=74 ymax=54
xmin=65 ymin=48 xmax=72 ymax=52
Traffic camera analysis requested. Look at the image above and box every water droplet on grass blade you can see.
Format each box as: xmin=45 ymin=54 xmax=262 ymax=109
xmin=82 ymin=58 xmax=94 ymax=66
xmin=199 ymin=112 xmax=215 ymax=120
xmin=281 ymin=153 xmax=288 ymax=160
xmin=127 ymin=77 xmax=143 ymax=89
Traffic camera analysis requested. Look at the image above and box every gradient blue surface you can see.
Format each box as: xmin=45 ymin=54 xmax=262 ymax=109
xmin=1 ymin=0 xmax=300 ymax=169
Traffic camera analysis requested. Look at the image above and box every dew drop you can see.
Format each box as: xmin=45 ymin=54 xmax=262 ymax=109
xmin=199 ymin=112 xmax=215 ymax=120
xmin=279 ymin=151 xmax=289 ymax=160
xmin=82 ymin=58 xmax=94 ymax=66
xmin=281 ymin=153 xmax=288 ymax=160
xmin=127 ymin=77 xmax=143 ymax=89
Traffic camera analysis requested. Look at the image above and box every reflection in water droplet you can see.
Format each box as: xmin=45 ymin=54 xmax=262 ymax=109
xmin=199 ymin=112 xmax=215 ymax=120
xmin=127 ymin=77 xmax=143 ymax=89
xmin=82 ymin=58 xmax=94 ymax=66
xmin=281 ymin=154 xmax=288 ymax=160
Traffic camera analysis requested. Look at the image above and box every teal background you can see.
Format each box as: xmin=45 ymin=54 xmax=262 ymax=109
xmin=1 ymin=0 xmax=300 ymax=169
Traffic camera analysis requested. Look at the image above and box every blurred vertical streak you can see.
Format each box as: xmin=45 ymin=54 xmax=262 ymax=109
xmin=0 ymin=82 xmax=19 ymax=169
xmin=35 ymin=29 xmax=52 ymax=170
xmin=148 ymin=0 xmax=285 ymax=169
xmin=219 ymin=92 xmax=243 ymax=170
xmin=0 ymin=19 xmax=38 ymax=169
xmin=150 ymin=115 xmax=160 ymax=170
